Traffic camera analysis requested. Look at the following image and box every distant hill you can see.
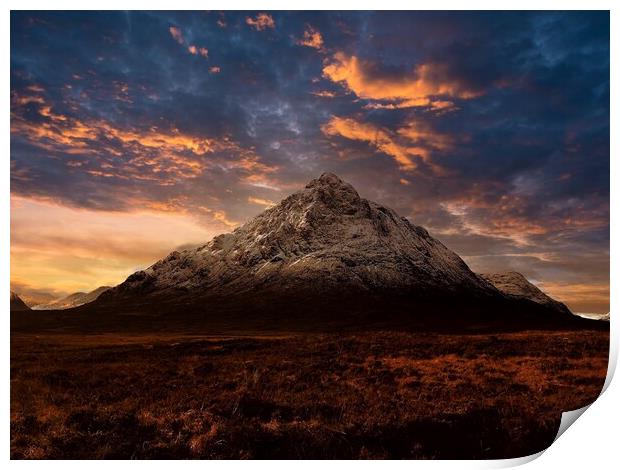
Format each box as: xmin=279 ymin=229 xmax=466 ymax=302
xmin=33 ymin=286 xmax=111 ymax=310
xmin=575 ymin=311 xmax=610 ymax=322
xmin=10 ymin=292 xmax=31 ymax=311
xmin=478 ymin=272 xmax=572 ymax=317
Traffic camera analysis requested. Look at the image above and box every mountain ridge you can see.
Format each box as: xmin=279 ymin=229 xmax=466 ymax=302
xmin=33 ymin=286 xmax=111 ymax=310
xmin=479 ymin=272 xmax=572 ymax=316
xmin=103 ymin=172 xmax=497 ymax=303
xmin=13 ymin=173 xmax=601 ymax=333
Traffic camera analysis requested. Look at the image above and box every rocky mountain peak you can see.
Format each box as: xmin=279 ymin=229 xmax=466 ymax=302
xmin=305 ymin=172 xmax=361 ymax=208
xmin=306 ymin=171 xmax=349 ymax=189
xmin=278 ymin=171 xmax=363 ymax=221
xmin=83 ymin=173 xmax=591 ymax=331
xmin=106 ymin=173 xmax=496 ymax=302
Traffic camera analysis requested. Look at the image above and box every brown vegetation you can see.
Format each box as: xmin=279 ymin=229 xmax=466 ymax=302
xmin=11 ymin=330 xmax=608 ymax=459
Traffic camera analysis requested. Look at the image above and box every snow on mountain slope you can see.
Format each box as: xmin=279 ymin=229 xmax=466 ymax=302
xmin=107 ymin=173 xmax=497 ymax=302
xmin=574 ymin=312 xmax=610 ymax=322
xmin=33 ymin=286 xmax=111 ymax=310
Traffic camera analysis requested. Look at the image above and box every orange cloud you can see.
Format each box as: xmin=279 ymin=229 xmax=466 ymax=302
xmin=441 ymin=183 xmax=608 ymax=249
xmin=440 ymin=192 xmax=551 ymax=247
xmin=169 ymin=26 xmax=185 ymax=45
xmin=323 ymin=53 xmax=481 ymax=109
xmin=248 ymin=196 xmax=275 ymax=208
xmin=242 ymin=173 xmax=282 ymax=191
xmin=12 ymin=93 xmax=45 ymax=106
xmin=536 ymin=281 xmax=609 ymax=314
xmin=322 ymin=117 xmax=418 ymax=170
xmin=196 ymin=205 xmax=237 ymax=229
xmin=188 ymin=45 xmax=209 ymax=57
xmin=321 ymin=116 xmax=454 ymax=172
xmin=11 ymin=92 xmax=276 ymax=185
xmin=297 ymin=25 xmax=324 ymax=50
xmin=397 ymin=120 xmax=454 ymax=152
xmin=429 ymin=100 xmax=456 ymax=111
xmin=246 ymin=13 xmax=275 ymax=31
xmin=169 ymin=26 xmax=209 ymax=58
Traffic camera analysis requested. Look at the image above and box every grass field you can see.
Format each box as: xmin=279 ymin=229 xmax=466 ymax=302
xmin=11 ymin=329 xmax=608 ymax=459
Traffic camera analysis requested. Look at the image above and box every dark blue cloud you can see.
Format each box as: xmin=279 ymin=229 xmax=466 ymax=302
xmin=10 ymin=11 xmax=609 ymax=311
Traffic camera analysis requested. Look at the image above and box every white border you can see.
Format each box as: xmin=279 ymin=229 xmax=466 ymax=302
xmin=3 ymin=2 xmax=616 ymax=467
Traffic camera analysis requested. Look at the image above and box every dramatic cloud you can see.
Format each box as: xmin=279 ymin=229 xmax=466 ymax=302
xmin=397 ymin=120 xmax=454 ymax=154
xmin=321 ymin=116 xmax=452 ymax=172
xmin=11 ymin=90 xmax=277 ymax=187
xmin=10 ymin=11 xmax=609 ymax=313
xmin=248 ymin=196 xmax=275 ymax=208
xmin=322 ymin=117 xmax=418 ymax=170
xmin=297 ymin=25 xmax=324 ymax=50
xmin=246 ymin=13 xmax=275 ymax=31
xmin=323 ymin=52 xmax=481 ymax=109
xmin=536 ymin=281 xmax=609 ymax=314
xmin=438 ymin=185 xmax=608 ymax=248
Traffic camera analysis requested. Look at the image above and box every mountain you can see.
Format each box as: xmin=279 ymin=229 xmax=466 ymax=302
xmin=575 ymin=311 xmax=610 ymax=322
xmin=479 ymin=272 xmax=572 ymax=316
xmin=78 ymin=172 xmax=592 ymax=332
xmin=33 ymin=286 xmax=111 ymax=310
xmin=10 ymin=292 xmax=31 ymax=311
xmin=103 ymin=173 xmax=497 ymax=303
xmin=14 ymin=173 xmax=599 ymax=333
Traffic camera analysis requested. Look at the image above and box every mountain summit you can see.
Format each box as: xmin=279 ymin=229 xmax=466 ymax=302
xmin=64 ymin=172 xmax=588 ymax=332
xmin=108 ymin=173 xmax=495 ymax=302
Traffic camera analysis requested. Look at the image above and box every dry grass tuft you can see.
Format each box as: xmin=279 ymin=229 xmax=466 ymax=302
xmin=11 ymin=330 xmax=608 ymax=459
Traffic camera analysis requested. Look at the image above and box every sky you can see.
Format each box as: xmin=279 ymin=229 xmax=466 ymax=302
xmin=10 ymin=11 xmax=609 ymax=313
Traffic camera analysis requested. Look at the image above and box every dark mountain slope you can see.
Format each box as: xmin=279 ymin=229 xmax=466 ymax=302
xmin=479 ymin=272 xmax=572 ymax=316
xmin=10 ymin=292 xmax=31 ymax=312
xmin=11 ymin=174 xmax=604 ymax=333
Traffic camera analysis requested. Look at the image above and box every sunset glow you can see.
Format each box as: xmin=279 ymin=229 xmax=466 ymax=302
xmin=10 ymin=11 xmax=609 ymax=313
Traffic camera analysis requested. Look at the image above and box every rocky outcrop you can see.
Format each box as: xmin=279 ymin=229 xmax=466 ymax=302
xmin=10 ymin=292 xmax=31 ymax=311
xmin=479 ymin=272 xmax=572 ymax=316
